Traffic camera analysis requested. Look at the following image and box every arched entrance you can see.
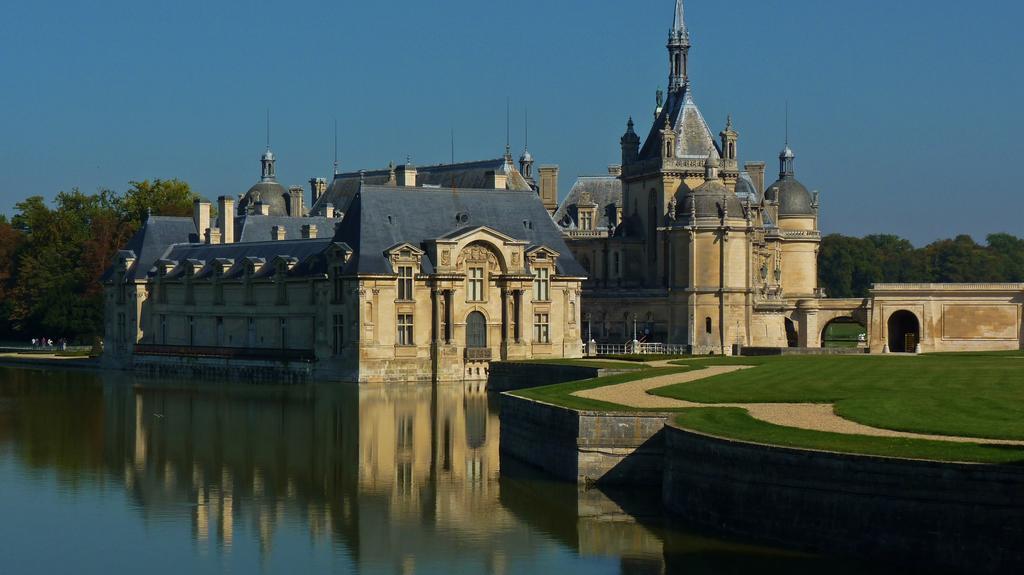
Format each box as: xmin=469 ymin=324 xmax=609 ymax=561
xmin=821 ymin=317 xmax=866 ymax=349
xmin=887 ymin=311 xmax=920 ymax=353
xmin=784 ymin=318 xmax=799 ymax=348
xmin=466 ymin=311 xmax=487 ymax=349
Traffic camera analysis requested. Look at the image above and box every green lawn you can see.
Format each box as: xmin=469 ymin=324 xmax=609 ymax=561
xmin=512 ymin=366 xmax=692 ymax=411
xmin=674 ymin=408 xmax=1024 ymax=465
xmin=654 ymin=353 xmax=1024 ymax=441
xmin=507 ymin=352 xmax=1024 ymax=463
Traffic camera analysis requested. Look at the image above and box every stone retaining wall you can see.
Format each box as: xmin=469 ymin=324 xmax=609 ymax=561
xmin=131 ymin=355 xmax=314 ymax=383
xmin=741 ymin=346 xmax=868 ymax=356
xmin=499 ymin=393 xmax=668 ymax=485
xmin=662 ymin=423 xmax=1024 ymax=574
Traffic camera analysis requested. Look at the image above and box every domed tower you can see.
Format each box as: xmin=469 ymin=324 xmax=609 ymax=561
xmin=238 ymin=146 xmax=290 ymax=216
xmin=672 ymin=150 xmax=751 ymax=355
xmin=765 ymin=143 xmax=820 ymax=298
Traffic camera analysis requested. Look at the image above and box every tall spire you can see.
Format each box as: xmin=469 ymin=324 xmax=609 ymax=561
xmin=672 ymin=0 xmax=689 ymax=42
xmin=333 ymin=118 xmax=339 ymax=175
xmin=261 ymin=110 xmax=276 ymax=181
xmin=667 ymin=0 xmax=691 ymax=91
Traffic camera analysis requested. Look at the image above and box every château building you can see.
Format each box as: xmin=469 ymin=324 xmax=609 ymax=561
xmin=102 ymin=148 xmax=584 ymax=383
xmin=553 ymin=0 xmax=1024 ymax=355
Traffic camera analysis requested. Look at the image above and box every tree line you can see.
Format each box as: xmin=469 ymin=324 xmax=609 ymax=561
xmin=818 ymin=233 xmax=1024 ymax=298
xmin=0 ymin=180 xmax=202 ymax=343
xmin=1 ymin=181 xmax=1021 ymax=341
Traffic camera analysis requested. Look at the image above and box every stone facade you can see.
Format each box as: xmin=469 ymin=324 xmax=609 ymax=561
xmin=103 ymin=184 xmax=584 ymax=384
xmin=553 ymin=0 xmax=1024 ymax=355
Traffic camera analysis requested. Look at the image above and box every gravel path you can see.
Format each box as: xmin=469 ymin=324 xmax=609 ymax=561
xmin=572 ymin=365 xmax=1024 ymax=446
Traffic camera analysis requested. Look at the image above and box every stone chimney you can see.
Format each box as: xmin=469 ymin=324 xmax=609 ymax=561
xmin=217 ymin=196 xmax=235 ymax=244
xmin=607 ymin=164 xmax=622 ymax=177
xmin=256 ymin=203 xmax=270 ymax=216
xmin=309 ymin=177 xmax=327 ymax=205
xmin=538 ymin=166 xmax=559 ymax=214
xmin=301 ymin=224 xmax=317 ymax=239
xmin=287 ymin=186 xmax=305 ymax=217
xmin=396 ymin=164 xmax=417 ymax=187
xmin=193 ymin=200 xmax=210 ymax=243
xmin=487 ymin=170 xmax=507 ymax=190
xmin=744 ymin=161 xmax=766 ymax=195
xmin=272 ymin=225 xmax=286 ymax=241
xmin=324 ymin=203 xmax=335 ymax=219
xmin=206 ymin=228 xmax=221 ymax=245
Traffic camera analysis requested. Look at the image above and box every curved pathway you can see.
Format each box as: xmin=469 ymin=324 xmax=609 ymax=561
xmin=572 ymin=364 xmax=1024 ymax=447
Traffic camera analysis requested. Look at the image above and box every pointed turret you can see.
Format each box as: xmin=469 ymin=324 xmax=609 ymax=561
xmin=620 ymin=117 xmax=640 ymax=167
xmin=668 ymin=0 xmax=691 ymax=91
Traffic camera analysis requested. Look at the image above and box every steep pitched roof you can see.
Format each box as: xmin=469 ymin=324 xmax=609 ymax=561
xmin=108 ymin=216 xmax=198 ymax=281
xmin=309 ymin=157 xmax=534 ymax=216
xmin=236 ymin=215 xmax=334 ymax=243
xmin=553 ymin=176 xmax=622 ymax=230
xmin=160 ymin=239 xmax=332 ymax=278
xmin=331 ymin=185 xmax=586 ymax=277
xmin=638 ymin=87 xmax=720 ymax=161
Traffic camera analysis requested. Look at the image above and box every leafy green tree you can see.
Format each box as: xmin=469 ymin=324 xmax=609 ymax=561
xmin=118 ymin=179 xmax=201 ymax=224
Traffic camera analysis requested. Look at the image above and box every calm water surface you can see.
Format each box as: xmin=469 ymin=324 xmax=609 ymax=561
xmin=0 ymin=367 xmax=864 ymax=574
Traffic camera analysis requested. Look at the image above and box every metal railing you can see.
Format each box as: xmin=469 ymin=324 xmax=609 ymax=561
xmin=591 ymin=342 xmax=689 ymax=356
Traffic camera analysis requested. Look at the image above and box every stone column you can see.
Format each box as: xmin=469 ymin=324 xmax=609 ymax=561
xmin=798 ymin=299 xmax=820 ymax=348
xmin=431 ymin=288 xmax=441 ymax=344
xmin=444 ymin=290 xmax=453 ymax=344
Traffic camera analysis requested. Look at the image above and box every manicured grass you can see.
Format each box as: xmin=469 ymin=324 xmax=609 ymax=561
xmin=512 ymin=367 xmax=692 ymax=412
xmin=673 ymin=408 xmax=1024 ymax=465
xmin=653 ymin=353 xmax=1024 ymax=441
xmin=511 ymin=358 xmax=648 ymax=370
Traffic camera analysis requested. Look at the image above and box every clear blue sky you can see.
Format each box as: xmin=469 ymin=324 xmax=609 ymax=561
xmin=1 ymin=0 xmax=1021 ymax=245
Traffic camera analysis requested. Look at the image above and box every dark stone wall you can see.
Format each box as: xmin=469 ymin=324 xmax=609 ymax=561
xmin=662 ymin=424 xmax=1024 ymax=574
xmin=499 ymin=393 xmax=669 ymax=486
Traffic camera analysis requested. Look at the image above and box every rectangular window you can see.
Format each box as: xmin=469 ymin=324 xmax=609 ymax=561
xmin=533 ymin=268 xmax=550 ymax=302
xmin=280 ymin=318 xmax=288 ymax=349
xmin=188 ymin=316 xmax=195 ymax=346
xmin=159 ymin=314 xmax=167 ymax=344
xmin=397 ymin=313 xmax=414 ymax=346
xmin=216 ymin=316 xmax=224 ymax=347
xmin=397 ymin=266 xmax=414 ymax=300
xmin=117 ymin=312 xmax=126 ymax=345
xmin=581 ymin=212 xmax=593 ymax=231
xmin=213 ymin=279 xmax=224 ymax=306
xmin=276 ymin=278 xmax=288 ymax=305
xmin=534 ymin=313 xmax=550 ymax=343
xmin=467 ymin=267 xmax=484 ymax=302
xmin=247 ymin=317 xmax=256 ymax=347
xmin=332 ymin=265 xmax=345 ymax=304
xmin=333 ymin=314 xmax=344 ymax=355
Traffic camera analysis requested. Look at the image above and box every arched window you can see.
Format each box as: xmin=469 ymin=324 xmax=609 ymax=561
xmin=466 ymin=311 xmax=487 ymax=349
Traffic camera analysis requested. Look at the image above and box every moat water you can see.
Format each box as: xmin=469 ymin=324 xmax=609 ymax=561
xmin=0 ymin=366 xmax=868 ymax=574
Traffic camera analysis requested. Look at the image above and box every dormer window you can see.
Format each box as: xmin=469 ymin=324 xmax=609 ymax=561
xmin=580 ymin=211 xmax=593 ymax=231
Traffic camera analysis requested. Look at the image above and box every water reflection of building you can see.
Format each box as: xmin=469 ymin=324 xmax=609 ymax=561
xmin=99 ymin=377 xmax=524 ymax=571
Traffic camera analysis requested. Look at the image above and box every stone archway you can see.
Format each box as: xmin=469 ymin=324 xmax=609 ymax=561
xmin=466 ymin=311 xmax=487 ymax=349
xmin=887 ymin=311 xmax=920 ymax=353
xmin=821 ymin=317 xmax=866 ymax=349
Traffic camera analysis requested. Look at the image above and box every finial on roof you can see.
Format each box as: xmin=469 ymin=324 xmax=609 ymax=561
xmin=333 ymin=118 xmax=339 ymax=175
xmin=672 ymin=0 xmax=689 ymax=44
xmin=726 ymin=114 xmax=733 ymax=131
xmin=627 ymin=116 xmax=635 ymax=130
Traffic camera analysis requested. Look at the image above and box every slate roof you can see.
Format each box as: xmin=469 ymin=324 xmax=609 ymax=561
xmin=765 ymin=175 xmax=815 ymax=216
xmin=331 ymin=185 xmax=586 ymax=278
xmin=106 ymin=216 xmax=198 ymax=282
xmin=238 ymin=180 xmax=290 ymax=216
xmin=553 ymin=176 xmax=622 ymax=230
xmin=735 ymin=171 xmax=759 ymax=203
xmin=160 ymin=239 xmax=333 ymax=279
xmin=309 ymin=157 xmax=534 ymax=216
xmin=236 ymin=215 xmax=334 ymax=243
xmin=638 ymin=86 xmax=720 ymax=161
